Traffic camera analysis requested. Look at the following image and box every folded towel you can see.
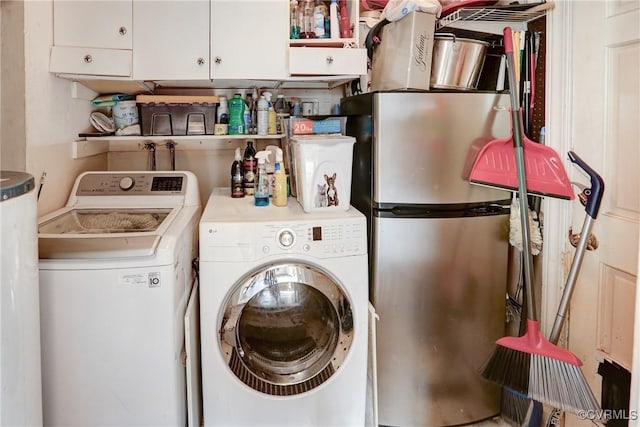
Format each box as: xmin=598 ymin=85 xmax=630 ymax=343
xmin=91 ymin=93 xmax=134 ymax=107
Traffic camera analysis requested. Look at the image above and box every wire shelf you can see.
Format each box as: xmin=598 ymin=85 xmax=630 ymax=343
xmin=438 ymin=2 xmax=549 ymax=29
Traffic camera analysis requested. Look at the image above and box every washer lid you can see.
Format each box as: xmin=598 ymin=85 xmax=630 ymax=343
xmin=38 ymin=207 xmax=174 ymax=259
xmin=1 ymin=171 xmax=35 ymax=201
xmin=38 ymin=235 xmax=161 ymax=259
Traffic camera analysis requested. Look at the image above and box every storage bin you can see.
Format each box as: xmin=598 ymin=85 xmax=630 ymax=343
xmin=136 ymin=95 xmax=219 ymax=136
xmin=290 ymin=135 xmax=355 ymax=213
xmin=370 ymin=11 xmax=436 ymax=91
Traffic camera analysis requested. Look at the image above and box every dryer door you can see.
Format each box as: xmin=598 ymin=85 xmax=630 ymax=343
xmin=219 ymin=262 xmax=354 ymax=396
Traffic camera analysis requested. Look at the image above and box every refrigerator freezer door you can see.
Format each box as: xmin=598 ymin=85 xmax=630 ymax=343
xmin=371 ymin=213 xmax=508 ymax=426
xmin=373 ymin=92 xmax=512 ymax=205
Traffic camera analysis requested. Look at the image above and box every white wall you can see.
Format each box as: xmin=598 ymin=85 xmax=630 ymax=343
xmin=22 ymin=0 xmax=107 ymax=216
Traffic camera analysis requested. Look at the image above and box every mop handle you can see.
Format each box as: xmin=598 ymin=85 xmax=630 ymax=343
xmin=504 ymin=26 xmax=537 ymax=321
xmin=549 ymin=152 xmax=605 ymax=343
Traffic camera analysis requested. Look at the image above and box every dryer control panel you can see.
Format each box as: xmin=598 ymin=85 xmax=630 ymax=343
xmin=262 ymin=220 xmax=367 ymax=258
xmin=199 ymin=188 xmax=368 ymax=262
xmin=200 ymin=219 xmax=367 ymax=262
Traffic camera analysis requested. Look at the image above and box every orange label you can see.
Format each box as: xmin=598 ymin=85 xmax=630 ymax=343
xmin=292 ymin=119 xmax=314 ymax=135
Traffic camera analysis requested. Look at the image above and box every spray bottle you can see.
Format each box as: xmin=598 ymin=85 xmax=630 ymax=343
xmin=254 ymin=150 xmax=271 ymax=206
xmin=264 ymin=92 xmax=277 ymax=135
xmin=231 ymin=147 xmax=244 ymax=198
xmin=272 ymin=148 xmax=288 ymax=207
xmin=257 ymin=95 xmax=269 ymax=136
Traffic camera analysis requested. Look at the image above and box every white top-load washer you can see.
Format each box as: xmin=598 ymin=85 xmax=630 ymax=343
xmin=38 ymin=171 xmax=201 ymax=427
xmin=199 ymin=188 xmax=369 ymax=426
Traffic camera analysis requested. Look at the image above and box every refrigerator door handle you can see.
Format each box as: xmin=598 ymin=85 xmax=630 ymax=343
xmin=384 ymin=202 xmax=510 ymax=218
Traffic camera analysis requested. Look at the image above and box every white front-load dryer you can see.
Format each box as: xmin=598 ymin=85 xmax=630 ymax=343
xmin=199 ymin=188 xmax=369 ymax=426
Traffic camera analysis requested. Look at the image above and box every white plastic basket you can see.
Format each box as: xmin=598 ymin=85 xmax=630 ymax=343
xmin=290 ymin=135 xmax=356 ymax=213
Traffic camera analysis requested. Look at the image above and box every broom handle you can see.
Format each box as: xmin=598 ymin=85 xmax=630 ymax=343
xmin=549 ymin=151 xmax=605 ymax=343
xmin=504 ymin=26 xmax=537 ymax=321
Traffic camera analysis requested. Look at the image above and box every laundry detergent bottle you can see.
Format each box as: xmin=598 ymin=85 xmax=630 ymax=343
xmin=228 ymin=93 xmax=245 ymax=135
xmin=272 ymin=148 xmax=288 ymax=207
xmin=254 ymin=150 xmax=271 ymax=206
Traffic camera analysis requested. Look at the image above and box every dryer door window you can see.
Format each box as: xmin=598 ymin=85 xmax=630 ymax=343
xmin=219 ymin=263 xmax=354 ymax=396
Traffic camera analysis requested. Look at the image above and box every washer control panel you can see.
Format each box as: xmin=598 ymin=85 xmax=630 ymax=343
xmin=75 ymin=172 xmax=187 ymax=196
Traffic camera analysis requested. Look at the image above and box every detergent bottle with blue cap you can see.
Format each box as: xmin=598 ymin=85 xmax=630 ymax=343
xmin=254 ymin=150 xmax=271 ymax=206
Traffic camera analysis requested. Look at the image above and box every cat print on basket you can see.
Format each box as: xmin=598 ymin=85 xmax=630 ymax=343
xmin=315 ymin=173 xmax=339 ymax=208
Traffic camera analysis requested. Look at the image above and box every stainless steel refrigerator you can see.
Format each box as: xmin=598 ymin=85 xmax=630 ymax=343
xmin=342 ymin=91 xmax=512 ymax=427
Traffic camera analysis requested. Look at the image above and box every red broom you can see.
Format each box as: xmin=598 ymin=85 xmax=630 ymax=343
xmin=480 ymin=27 xmax=600 ymax=416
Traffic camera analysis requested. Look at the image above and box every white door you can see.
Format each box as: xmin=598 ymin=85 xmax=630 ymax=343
xmin=133 ymin=1 xmax=210 ymax=80
xmin=53 ymin=0 xmax=132 ymax=49
xmin=210 ymin=1 xmax=289 ymax=80
xmin=545 ymin=1 xmax=640 ymax=424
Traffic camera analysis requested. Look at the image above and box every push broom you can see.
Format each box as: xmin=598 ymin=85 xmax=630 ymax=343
xmin=505 ymin=151 xmax=605 ymax=426
xmin=473 ymin=27 xmax=600 ymax=416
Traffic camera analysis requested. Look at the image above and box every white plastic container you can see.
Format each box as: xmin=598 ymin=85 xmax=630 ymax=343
xmin=1 ymin=171 xmax=42 ymax=426
xmin=112 ymin=100 xmax=139 ymax=129
xmin=291 ymin=134 xmax=355 ymax=213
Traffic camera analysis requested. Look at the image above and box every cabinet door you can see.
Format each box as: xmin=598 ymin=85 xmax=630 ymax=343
xmin=53 ymin=0 xmax=132 ymax=49
xmin=289 ymin=47 xmax=367 ymax=75
xmin=133 ymin=1 xmax=210 ymax=80
xmin=210 ymin=1 xmax=289 ymax=80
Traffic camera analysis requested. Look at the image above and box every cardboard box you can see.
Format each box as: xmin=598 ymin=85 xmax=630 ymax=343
xmin=371 ymin=11 xmax=436 ymax=91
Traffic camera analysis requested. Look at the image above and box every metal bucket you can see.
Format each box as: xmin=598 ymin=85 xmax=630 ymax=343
xmin=430 ymin=34 xmax=489 ymax=90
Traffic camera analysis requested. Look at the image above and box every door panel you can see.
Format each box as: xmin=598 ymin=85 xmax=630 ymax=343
xmin=371 ymin=214 xmax=509 ymax=426
xmin=133 ymin=1 xmax=210 ymax=80
xmin=373 ymin=92 xmax=513 ymax=205
xmin=559 ymin=1 xmax=640 ymax=422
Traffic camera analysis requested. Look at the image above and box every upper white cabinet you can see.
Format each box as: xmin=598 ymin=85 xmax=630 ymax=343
xmin=49 ymin=0 xmax=366 ymax=82
xmin=133 ymin=1 xmax=210 ymax=80
xmin=210 ymin=1 xmax=289 ymax=80
xmin=49 ymin=0 xmax=133 ymax=77
xmin=288 ymin=0 xmax=367 ymax=76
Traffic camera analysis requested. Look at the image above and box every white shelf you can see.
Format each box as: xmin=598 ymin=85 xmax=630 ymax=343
xmin=437 ymin=2 xmax=553 ymax=34
xmin=289 ymin=38 xmax=359 ymax=48
xmin=72 ymin=134 xmax=286 ymax=159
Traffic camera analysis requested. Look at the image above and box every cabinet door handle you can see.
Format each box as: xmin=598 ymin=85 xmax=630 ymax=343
xmin=83 ymin=54 xmax=93 ymax=64
xmin=326 ymin=56 xmax=334 ymax=64
xmin=214 ymin=56 xmax=222 ymax=64
xmin=197 ymin=57 xmax=205 ymax=66
xmin=119 ymin=26 xmax=127 ymax=36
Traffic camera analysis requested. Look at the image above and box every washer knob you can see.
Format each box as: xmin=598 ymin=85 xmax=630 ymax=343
xmin=119 ymin=176 xmax=135 ymax=191
xmin=278 ymin=229 xmax=295 ymax=248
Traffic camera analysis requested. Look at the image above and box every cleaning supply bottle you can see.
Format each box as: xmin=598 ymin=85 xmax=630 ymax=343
xmin=243 ymin=93 xmax=253 ymax=135
xmin=216 ymin=95 xmax=229 ymax=135
xmin=301 ymin=0 xmax=316 ymax=39
xmin=230 ymin=147 xmax=244 ymax=198
xmin=338 ymin=0 xmax=350 ymax=38
xmin=329 ymin=0 xmax=339 ymax=39
xmin=228 ymin=93 xmax=245 ymax=135
xmin=254 ymin=151 xmax=271 ymax=206
xmin=257 ymin=95 xmax=269 ymax=136
xmin=264 ymin=92 xmax=277 ymax=135
xmin=217 ymin=96 xmax=229 ymax=124
xmin=243 ymin=140 xmax=257 ymax=195
xmin=290 ymin=0 xmax=300 ymax=39
xmin=274 ymin=94 xmax=289 ymax=134
xmin=313 ymin=0 xmax=328 ymax=38
xmin=272 ymin=148 xmax=288 ymax=207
